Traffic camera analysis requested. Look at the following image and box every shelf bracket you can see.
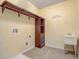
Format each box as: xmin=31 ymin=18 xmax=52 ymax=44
xmin=2 ymin=6 xmax=5 ymax=14
xmin=28 ymin=16 xmax=31 ymax=20
xmin=18 ymin=12 xmax=21 ymax=17
xmin=1 ymin=0 xmax=7 ymax=14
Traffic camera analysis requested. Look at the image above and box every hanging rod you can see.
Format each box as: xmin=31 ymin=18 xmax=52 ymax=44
xmin=0 ymin=0 xmax=44 ymax=19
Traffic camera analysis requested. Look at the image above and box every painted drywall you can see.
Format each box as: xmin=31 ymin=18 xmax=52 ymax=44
xmin=0 ymin=7 xmax=35 ymax=59
xmin=0 ymin=0 xmax=41 ymax=59
xmin=77 ymin=0 xmax=79 ymax=37
xmin=40 ymin=0 xmax=78 ymax=49
xmin=77 ymin=0 xmax=79 ymax=55
xmin=0 ymin=0 xmax=4 ymax=5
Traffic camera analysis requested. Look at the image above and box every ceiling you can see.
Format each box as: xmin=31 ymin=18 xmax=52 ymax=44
xmin=28 ymin=0 xmax=65 ymax=8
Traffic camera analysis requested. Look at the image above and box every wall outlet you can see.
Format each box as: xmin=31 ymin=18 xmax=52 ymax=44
xmin=26 ymin=42 xmax=28 ymax=45
xmin=29 ymin=35 xmax=31 ymax=38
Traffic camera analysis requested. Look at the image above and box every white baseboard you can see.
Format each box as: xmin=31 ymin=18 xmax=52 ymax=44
xmin=20 ymin=47 xmax=35 ymax=54
xmin=10 ymin=47 xmax=34 ymax=59
xmin=11 ymin=54 xmax=32 ymax=59
xmin=46 ymin=44 xmax=64 ymax=50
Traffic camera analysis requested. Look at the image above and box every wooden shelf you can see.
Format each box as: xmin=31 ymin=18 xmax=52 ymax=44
xmin=35 ymin=18 xmax=45 ymax=48
xmin=41 ymin=24 xmax=44 ymax=26
xmin=0 ymin=1 xmax=43 ymax=19
xmin=41 ymin=19 xmax=44 ymax=26
xmin=41 ymin=26 xmax=44 ymax=33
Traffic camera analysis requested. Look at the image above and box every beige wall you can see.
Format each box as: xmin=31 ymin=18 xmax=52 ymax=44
xmin=0 ymin=0 xmax=4 ymax=4
xmin=0 ymin=0 xmax=78 ymax=59
xmin=77 ymin=0 xmax=79 ymax=37
xmin=0 ymin=8 xmax=35 ymax=59
xmin=77 ymin=0 xmax=79 ymax=54
xmin=0 ymin=0 xmax=40 ymax=59
xmin=40 ymin=0 xmax=78 ymax=49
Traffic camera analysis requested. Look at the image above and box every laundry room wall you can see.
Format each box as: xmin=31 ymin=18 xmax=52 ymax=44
xmin=0 ymin=7 xmax=35 ymax=59
xmin=40 ymin=0 xmax=78 ymax=49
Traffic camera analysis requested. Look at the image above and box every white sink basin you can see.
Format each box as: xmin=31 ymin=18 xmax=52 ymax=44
xmin=64 ymin=34 xmax=77 ymax=45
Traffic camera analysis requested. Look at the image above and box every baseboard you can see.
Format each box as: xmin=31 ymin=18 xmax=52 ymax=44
xmin=10 ymin=47 xmax=34 ymax=59
xmin=46 ymin=44 xmax=64 ymax=50
xmin=20 ymin=47 xmax=35 ymax=54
